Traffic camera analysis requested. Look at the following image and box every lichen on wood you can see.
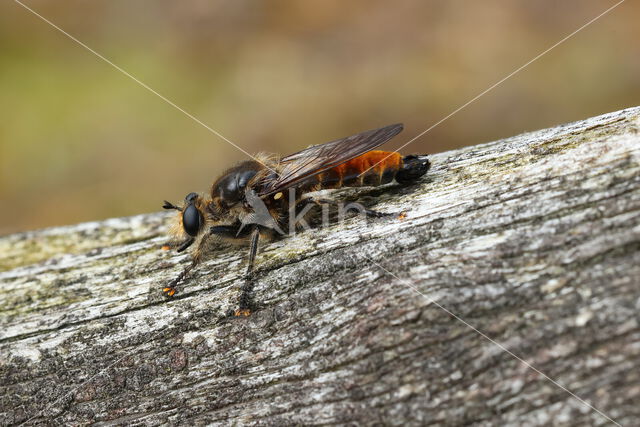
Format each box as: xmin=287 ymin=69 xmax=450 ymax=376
xmin=1 ymin=107 xmax=640 ymax=425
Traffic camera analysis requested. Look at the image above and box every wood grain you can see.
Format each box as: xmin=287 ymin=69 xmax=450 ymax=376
xmin=2 ymin=107 xmax=640 ymax=425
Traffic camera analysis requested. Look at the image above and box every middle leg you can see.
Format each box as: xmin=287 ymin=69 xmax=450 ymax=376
xmin=237 ymin=227 xmax=260 ymax=316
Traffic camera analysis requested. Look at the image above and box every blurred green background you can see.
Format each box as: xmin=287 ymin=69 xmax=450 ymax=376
xmin=1 ymin=0 xmax=639 ymax=235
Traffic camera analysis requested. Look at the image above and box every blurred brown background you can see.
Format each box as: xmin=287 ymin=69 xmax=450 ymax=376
xmin=1 ymin=0 xmax=638 ymax=235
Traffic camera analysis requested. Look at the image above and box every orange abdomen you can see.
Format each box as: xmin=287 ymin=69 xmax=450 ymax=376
xmin=317 ymin=150 xmax=403 ymax=189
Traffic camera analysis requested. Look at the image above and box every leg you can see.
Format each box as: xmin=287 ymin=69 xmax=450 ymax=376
xmin=303 ymin=197 xmax=396 ymax=218
xmin=237 ymin=227 xmax=260 ymax=316
xmin=161 ymin=236 xmax=194 ymax=252
xmin=164 ymin=225 xmax=261 ymax=300
xmin=176 ymin=237 xmax=195 ymax=252
xmin=245 ymin=227 xmax=260 ymax=277
xmin=209 ymin=224 xmax=254 ymax=239
xmin=163 ymin=234 xmax=208 ymax=297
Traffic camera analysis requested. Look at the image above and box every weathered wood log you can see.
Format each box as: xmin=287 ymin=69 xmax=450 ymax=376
xmin=2 ymin=107 xmax=640 ymax=426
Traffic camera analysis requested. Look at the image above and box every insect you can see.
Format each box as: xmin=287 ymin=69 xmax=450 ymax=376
xmin=162 ymin=123 xmax=430 ymax=314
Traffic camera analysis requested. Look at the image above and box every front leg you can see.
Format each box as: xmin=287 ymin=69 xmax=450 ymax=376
xmin=163 ymin=234 xmax=207 ymax=297
xmin=163 ymin=224 xmax=262 ymax=315
xmin=162 ymin=225 xmax=243 ymax=297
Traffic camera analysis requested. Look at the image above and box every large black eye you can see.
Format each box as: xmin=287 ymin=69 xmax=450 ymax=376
xmin=182 ymin=204 xmax=202 ymax=236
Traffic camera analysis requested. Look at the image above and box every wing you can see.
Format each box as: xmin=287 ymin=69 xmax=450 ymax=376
xmin=258 ymin=123 xmax=403 ymax=196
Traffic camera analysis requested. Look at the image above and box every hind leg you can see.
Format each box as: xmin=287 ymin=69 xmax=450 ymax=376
xmin=300 ymin=197 xmax=395 ymax=218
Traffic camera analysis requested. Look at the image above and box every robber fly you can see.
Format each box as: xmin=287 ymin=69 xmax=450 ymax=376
xmin=162 ymin=123 xmax=430 ymax=314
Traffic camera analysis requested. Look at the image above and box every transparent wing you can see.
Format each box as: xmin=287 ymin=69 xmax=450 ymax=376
xmin=258 ymin=123 xmax=403 ymax=196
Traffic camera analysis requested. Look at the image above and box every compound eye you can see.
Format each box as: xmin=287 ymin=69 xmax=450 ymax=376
xmin=182 ymin=204 xmax=202 ymax=237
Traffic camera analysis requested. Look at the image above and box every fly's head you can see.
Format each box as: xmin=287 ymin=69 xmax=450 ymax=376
xmin=162 ymin=192 xmax=208 ymax=252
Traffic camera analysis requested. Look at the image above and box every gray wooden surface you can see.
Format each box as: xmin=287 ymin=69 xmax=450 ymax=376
xmin=2 ymin=107 xmax=640 ymax=426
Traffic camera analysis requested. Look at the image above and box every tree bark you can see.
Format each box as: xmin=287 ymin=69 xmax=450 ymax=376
xmin=2 ymin=107 xmax=640 ymax=426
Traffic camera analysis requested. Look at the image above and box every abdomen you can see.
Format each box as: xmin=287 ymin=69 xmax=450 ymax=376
xmin=313 ymin=150 xmax=430 ymax=189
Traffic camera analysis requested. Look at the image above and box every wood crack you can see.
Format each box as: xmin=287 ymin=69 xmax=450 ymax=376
xmin=2 ymin=107 xmax=640 ymax=426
